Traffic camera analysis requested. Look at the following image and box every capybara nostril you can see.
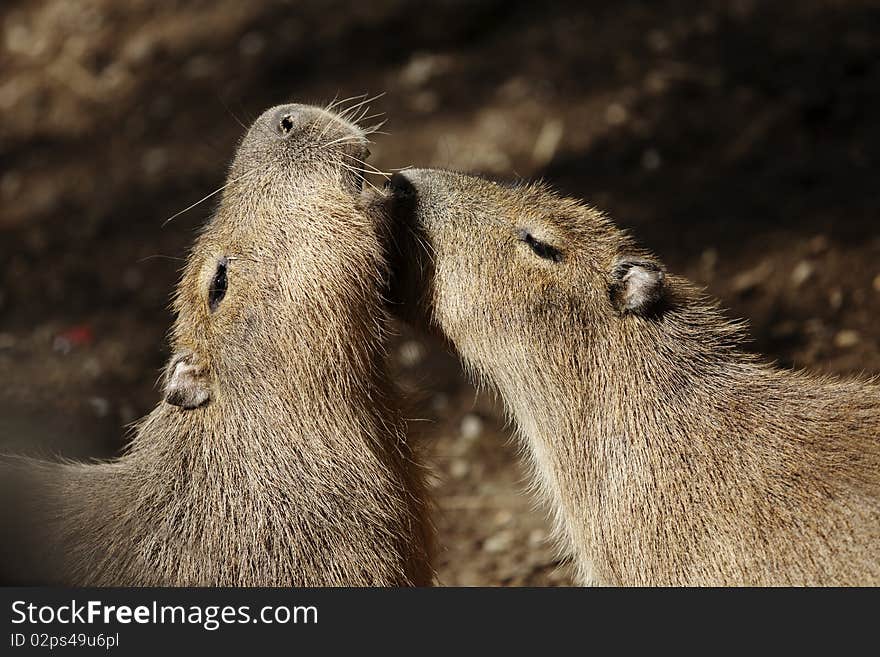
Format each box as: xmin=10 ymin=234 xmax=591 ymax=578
xmin=274 ymin=105 xmax=301 ymax=137
xmin=270 ymin=103 xmax=312 ymax=138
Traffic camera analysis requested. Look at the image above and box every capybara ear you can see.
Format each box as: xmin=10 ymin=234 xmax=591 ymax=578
xmin=164 ymin=351 xmax=211 ymax=409
xmin=610 ymin=256 xmax=666 ymax=315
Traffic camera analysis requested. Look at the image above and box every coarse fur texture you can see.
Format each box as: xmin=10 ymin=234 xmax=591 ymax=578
xmin=379 ymin=168 xmax=879 ymax=586
xmin=0 ymin=103 xmax=433 ymax=586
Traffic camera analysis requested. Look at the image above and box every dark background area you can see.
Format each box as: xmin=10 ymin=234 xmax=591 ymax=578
xmin=1 ymin=0 xmax=878 ymax=585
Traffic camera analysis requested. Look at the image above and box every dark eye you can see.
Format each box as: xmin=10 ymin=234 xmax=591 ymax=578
xmin=518 ymin=230 xmax=563 ymax=263
xmin=208 ymin=258 xmax=228 ymax=312
xmin=279 ymin=114 xmax=294 ymax=135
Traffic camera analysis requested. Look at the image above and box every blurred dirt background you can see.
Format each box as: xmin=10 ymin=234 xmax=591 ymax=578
xmin=1 ymin=0 xmax=878 ymax=585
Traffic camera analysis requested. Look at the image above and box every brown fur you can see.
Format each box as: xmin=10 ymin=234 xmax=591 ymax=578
xmin=379 ymin=168 xmax=879 ymax=586
xmin=0 ymin=104 xmax=433 ymax=586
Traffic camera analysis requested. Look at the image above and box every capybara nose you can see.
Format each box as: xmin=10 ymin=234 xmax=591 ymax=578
xmin=386 ymin=171 xmax=418 ymax=198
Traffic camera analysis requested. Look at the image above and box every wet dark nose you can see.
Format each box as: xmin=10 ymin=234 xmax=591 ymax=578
xmin=382 ymin=172 xmax=421 ymax=225
xmin=385 ymin=171 xmax=418 ymax=198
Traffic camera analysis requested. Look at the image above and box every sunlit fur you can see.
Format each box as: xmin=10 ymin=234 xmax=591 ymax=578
xmin=1 ymin=104 xmax=433 ymax=586
xmin=386 ymin=168 xmax=879 ymax=586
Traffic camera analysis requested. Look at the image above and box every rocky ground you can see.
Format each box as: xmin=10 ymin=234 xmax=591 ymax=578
xmin=1 ymin=0 xmax=878 ymax=585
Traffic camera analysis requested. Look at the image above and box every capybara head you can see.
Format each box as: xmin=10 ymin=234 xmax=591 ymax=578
xmin=164 ymin=103 xmax=383 ymax=409
xmin=382 ymin=169 xmax=672 ymax=380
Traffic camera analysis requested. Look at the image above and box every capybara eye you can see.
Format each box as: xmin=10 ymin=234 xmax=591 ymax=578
xmin=279 ymin=114 xmax=294 ymax=135
xmin=208 ymin=258 xmax=228 ymax=312
xmin=518 ymin=230 xmax=563 ymax=263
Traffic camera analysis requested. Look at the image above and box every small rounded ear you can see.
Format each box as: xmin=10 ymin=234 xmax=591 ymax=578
xmin=610 ymin=256 xmax=666 ymax=315
xmin=164 ymin=351 xmax=211 ymax=409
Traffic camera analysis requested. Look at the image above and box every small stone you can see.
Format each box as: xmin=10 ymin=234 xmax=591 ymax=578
xmin=828 ymin=288 xmax=843 ymax=311
xmin=455 ymin=569 xmax=484 ymax=587
xmin=402 ymin=56 xmax=433 ymax=86
xmin=82 ymin=357 xmax=102 ymax=378
xmin=808 ymin=235 xmax=829 ymax=255
xmin=483 ymin=529 xmax=515 ymax=553
xmin=32 ymin=184 xmax=58 ymax=214
xmin=644 ymin=70 xmax=668 ymax=94
xmin=239 ymin=32 xmax=265 ymax=57
xmin=78 ymin=6 xmax=104 ymax=32
xmin=532 ymin=118 xmax=564 ymax=167
xmin=696 ymin=14 xmax=718 ymax=33
xmin=63 ymin=34 xmax=88 ymax=60
xmin=834 ymin=330 xmax=860 ymax=349
xmin=5 ymin=23 xmax=32 ymax=55
xmin=647 ymin=29 xmax=671 ymax=53
xmin=431 ymin=393 xmax=449 ymax=414
xmin=141 ymin=148 xmax=167 ymax=177
xmin=641 ymin=148 xmax=662 ymax=171
xmin=770 ymin=321 xmax=798 ymax=338
xmin=0 ymin=78 xmax=22 ymax=111
xmin=494 ymin=510 xmax=513 ymax=526
xmin=88 ymin=397 xmax=110 ymax=418
xmin=185 ymin=55 xmax=214 ymax=79
xmin=790 ymin=260 xmax=814 ymax=287
xmin=499 ymin=76 xmax=529 ymax=101
xmin=99 ymin=63 xmax=128 ymax=90
xmin=1 ymin=171 xmax=22 ymax=199
xmin=731 ymin=260 xmax=773 ymax=294
xmin=411 ymin=90 xmax=437 ymax=113
xmin=26 ymin=228 xmax=47 ymax=252
xmin=460 ymin=413 xmax=484 ymax=441
xmin=125 ymin=34 xmax=155 ymax=64
xmin=449 ymin=459 xmax=469 ymax=479
xmin=123 ymin=267 xmax=143 ymax=290
xmin=150 ymin=95 xmax=173 ymax=119
xmin=700 ymin=248 xmax=719 ymax=278
xmin=400 ymin=53 xmax=449 ymax=87
xmin=53 ymin=336 xmax=73 ymax=355
xmin=398 ymin=340 xmax=425 ymax=367
xmin=605 ymin=103 xmax=629 ymax=126
xmin=873 ymin=273 xmax=880 ymax=293
xmin=803 ymin=318 xmax=825 ymax=336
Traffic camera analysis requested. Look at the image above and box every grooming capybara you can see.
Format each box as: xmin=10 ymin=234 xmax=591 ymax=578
xmin=380 ymin=168 xmax=879 ymax=586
